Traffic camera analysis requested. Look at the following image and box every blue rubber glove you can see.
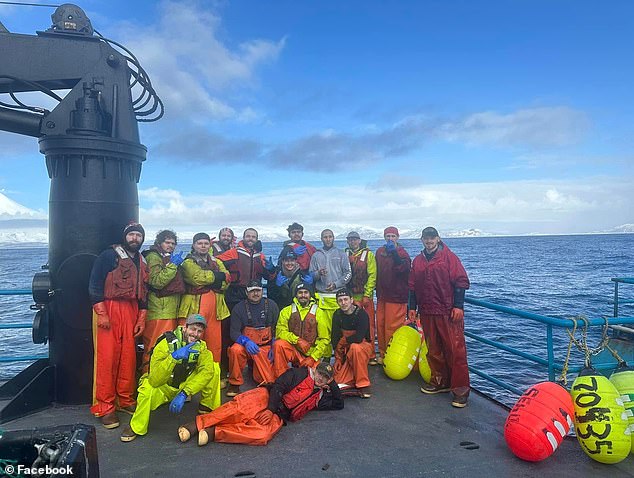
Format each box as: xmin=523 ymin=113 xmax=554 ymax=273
xmin=245 ymin=340 xmax=260 ymax=355
xmin=385 ymin=241 xmax=396 ymax=253
xmin=275 ymin=274 xmax=289 ymax=287
xmin=264 ymin=256 xmax=275 ymax=271
xmin=294 ymin=245 xmax=307 ymax=256
xmin=170 ymin=251 xmax=185 ymax=266
xmin=236 ymin=335 xmax=260 ymax=355
xmin=301 ymin=273 xmax=313 ymax=285
xmin=169 ymin=391 xmax=188 ymax=414
xmin=171 ymin=342 xmax=197 ymax=361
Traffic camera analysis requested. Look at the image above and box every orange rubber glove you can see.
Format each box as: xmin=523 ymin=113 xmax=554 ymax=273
xmin=450 ymin=308 xmax=464 ymax=322
xmin=361 ymin=296 xmax=373 ymax=309
xmin=296 ymin=338 xmax=311 ymax=355
xmin=134 ymin=309 xmax=147 ymax=338
xmin=407 ymin=310 xmax=417 ymax=324
xmin=93 ymin=302 xmax=110 ymax=330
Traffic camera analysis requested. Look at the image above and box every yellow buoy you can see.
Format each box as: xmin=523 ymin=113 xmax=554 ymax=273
xmin=418 ymin=333 xmax=431 ymax=383
xmin=571 ymin=368 xmax=630 ymax=464
xmin=609 ymin=364 xmax=634 ymax=454
xmin=383 ymin=325 xmax=421 ymax=380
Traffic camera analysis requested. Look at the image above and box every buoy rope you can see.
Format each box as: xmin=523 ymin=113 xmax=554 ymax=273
xmin=566 ymin=316 xmax=610 ymax=368
xmin=558 ymin=319 xmax=578 ymax=386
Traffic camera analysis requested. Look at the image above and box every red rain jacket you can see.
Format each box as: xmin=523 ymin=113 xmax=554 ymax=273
xmin=408 ymin=243 xmax=469 ymax=315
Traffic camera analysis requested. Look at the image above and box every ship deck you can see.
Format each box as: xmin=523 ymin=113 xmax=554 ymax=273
xmin=3 ymin=367 xmax=634 ymax=478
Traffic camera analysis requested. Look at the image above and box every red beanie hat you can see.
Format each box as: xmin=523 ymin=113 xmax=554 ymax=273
xmin=384 ymin=226 xmax=399 ymax=236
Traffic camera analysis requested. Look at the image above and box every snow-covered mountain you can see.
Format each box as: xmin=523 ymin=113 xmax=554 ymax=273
xmin=609 ymin=224 xmax=634 ymax=233
xmin=0 ymin=193 xmax=48 ymax=244
xmin=0 ymin=188 xmax=632 ymax=244
xmin=0 ymin=192 xmax=45 ymax=219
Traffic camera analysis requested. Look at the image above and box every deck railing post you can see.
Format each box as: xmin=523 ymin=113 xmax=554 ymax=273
xmin=614 ymin=281 xmax=619 ymax=318
xmin=546 ymin=324 xmax=555 ymax=381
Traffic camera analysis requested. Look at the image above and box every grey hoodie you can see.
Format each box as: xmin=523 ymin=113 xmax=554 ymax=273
xmin=309 ymin=246 xmax=352 ymax=293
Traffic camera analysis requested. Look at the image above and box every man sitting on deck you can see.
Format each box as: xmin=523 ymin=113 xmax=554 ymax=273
xmin=226 ymin=280 xmax=279 ymax=397
xmin=177 ymin=362 xmax=343 ymax=446
xmin=272 ymin=283 xmax=330 ymax=377
xmin=120 ymin=314 xmax=221 ymax=442
xmin=332 ymin=288 xmax=373 ymax=398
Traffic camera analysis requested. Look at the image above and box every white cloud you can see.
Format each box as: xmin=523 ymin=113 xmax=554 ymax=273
xmin=114 ymin=1 xmax=285 ymax=122
xmin=137 ymin=176 xmax=632 ymax=238
xmin=438 ymin=107 xmax=590 ymax=148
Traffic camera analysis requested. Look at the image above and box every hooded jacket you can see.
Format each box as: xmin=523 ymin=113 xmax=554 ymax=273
xmin=309 ymin=246 xmax=352 ymax=294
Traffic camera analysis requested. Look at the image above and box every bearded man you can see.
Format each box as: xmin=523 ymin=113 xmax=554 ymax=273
xmin=89 ymin=222 xmax=149 ymax=429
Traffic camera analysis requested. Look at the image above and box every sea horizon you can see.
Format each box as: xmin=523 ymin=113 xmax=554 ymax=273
xmin=0 ymin=229 xmax=633 ymax=247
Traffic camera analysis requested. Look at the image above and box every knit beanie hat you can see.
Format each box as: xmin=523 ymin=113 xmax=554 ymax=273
xmin=192 ymin=232 xmax=211 ymax=243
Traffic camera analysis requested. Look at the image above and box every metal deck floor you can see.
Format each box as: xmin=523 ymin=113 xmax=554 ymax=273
xmin=3 ymin=367 xmax=634 ymax=478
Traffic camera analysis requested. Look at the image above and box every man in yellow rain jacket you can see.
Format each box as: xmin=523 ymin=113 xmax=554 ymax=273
xmin=345 ymin=231 xmax=378 ymax=365
xmin=178 ymin=233 xmax=230 ymax=376
xmin=141 ymin=230 xmax=186 ymax=372
xmin=272 ymin=283 xmax=330 ymax=377
xmin=120 ymin=314 xmax=221 ymax=442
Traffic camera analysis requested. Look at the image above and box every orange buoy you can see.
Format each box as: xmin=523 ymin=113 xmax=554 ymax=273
xmin=504 ymin=382 xmax=575 ymax=462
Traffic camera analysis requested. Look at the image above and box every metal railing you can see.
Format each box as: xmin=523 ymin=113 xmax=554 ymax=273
xmin=612 ymin=277 xmax=634 ymax=317
xmin=0 ymin=288 xmax=48 ymax=363
xmin=3 ymin=280 xmax=634 ymax=389
xmin=465 ymin=277 xmax=634 ymax=396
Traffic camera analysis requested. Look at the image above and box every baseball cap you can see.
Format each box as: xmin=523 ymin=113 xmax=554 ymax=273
xmin=185 ymin=313 xmax=207 ymax=328
xmin=294 ymin=283 xmax=311 ymax=294
xmin=421 ymin=227 xmax=440 ymax=238
xmin=315 ymin=362 xmax=334 ymax=380
xmin=281 ymin=249 xmax=298 ymax=260
xmin=335 ymin=288 xmax=352 ymax=299
xmin=246 ymin=280 xmax=263 ymax=292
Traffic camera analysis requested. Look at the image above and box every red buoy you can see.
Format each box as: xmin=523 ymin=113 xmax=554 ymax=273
xmin=504 ymin=382 xmax=575 ymax=462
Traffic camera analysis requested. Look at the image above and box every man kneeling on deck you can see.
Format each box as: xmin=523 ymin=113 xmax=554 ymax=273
xmin=226 ymin=280 xmax=279 ymax=397
xmin=120 ymin=314 xmax=221 ymax=442
xmin=332 ymin=288 xmax=374 ymax=398
xmin=178 ymin=362 xmax=343 ymax=446
xmin=272 ymin=283 xmax=330 ymax=376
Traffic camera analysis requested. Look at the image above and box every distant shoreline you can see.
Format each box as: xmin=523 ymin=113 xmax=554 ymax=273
xmin=1 ymin=230 xmax=632 ymax=247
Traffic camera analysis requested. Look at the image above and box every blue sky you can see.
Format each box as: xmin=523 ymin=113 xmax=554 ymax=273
xmin=0 ymin=0 xmax=633 ymax=239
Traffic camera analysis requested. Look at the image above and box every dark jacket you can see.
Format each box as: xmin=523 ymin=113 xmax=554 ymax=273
xmin=267 ymin=366 xmax=344 ymax=421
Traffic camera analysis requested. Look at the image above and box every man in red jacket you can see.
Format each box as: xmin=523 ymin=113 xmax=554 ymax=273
xmin=278 ymin=222 xmax=317 ymax=272
xmin=375 ymin=226 xmax=411 ymax=364
xmin=408 ymin=227 xmax=470 ymax=408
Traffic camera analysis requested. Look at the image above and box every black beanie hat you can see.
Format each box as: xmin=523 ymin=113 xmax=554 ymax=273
xmin=123 ymin=222 xmax=145 ymax=240
xmin=192 ymin=232 xmax=211 ymax=243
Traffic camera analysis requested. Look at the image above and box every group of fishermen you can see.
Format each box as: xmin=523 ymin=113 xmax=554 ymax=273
xmin=88 ymin=221 xmax=470 ymax=446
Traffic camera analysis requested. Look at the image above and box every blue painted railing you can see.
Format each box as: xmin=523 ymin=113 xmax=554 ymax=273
xmin=465 ymin=277 xmax=634 ymax=396
xmin=612 ymin=277 xmax=634 ymax=317
xmin=3 ymin=279 xmax=634 ymax=393
xmin=0 ymin=288 xmax=48 ymax=363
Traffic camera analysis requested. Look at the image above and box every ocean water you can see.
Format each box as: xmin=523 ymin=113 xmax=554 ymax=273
xmin=1 ymin=234 xmax=633 ymax=404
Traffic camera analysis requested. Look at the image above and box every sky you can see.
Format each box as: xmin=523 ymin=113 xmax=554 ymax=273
xmin=0 ymin=0 xmax=633 ymax=240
